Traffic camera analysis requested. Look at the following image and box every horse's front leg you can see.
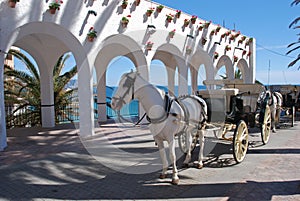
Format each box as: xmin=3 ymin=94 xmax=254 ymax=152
xmin=155 ymin=139 xmax=168 ymax=179
xmin=196 ymin=129 xmax=205 ymax=169
xmin=169 ymin=139 xmax=179 ymax=185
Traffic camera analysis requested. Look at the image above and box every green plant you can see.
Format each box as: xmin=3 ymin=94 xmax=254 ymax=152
xmin=214 ymin=52 xmax=219 ymax=59
xmin=146 ymin=41 xmax=153 ymax=50
xmin=166 ymin=14 xmax=174 ymax=22
xmin=225 ymin=45 xmax=231 ymax=51
xmin=184 ymin=19 xmax=190 ymax=27
xmin=176 ymin=10 xmax=181 ymax=18
xmin=190 ymin=15 xmax=197 ymax=24
xmin=157 ymin=5 xmax=164 ymax=9
xmin=49 ymin=0 xmax=63 ymax=10
xmin=169 ymin=29 xmax=176 ymax=38
xmin=146 ymin=7 xmax=154 ymax=16
xmin=87 ymin=27 xmax=97 ymax=38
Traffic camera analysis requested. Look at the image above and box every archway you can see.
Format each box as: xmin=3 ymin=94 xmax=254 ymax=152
xmin=153 ymin=44 xmax=186 ymax=96
xmin=94 ymin=34 xmax=146 ymax=122
xmin=2 ymin=22 xmax=93 ymax=139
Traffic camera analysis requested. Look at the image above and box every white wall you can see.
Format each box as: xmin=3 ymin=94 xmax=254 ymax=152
xmin=0 ymin=0 xmax=256 ymax=150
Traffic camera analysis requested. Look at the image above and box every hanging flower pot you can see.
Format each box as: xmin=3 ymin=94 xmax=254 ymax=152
xmin=146 ymin=8 xmax=154 ymax=17
xmin=190 ymin=15 xmax=197 ymax=24
xmin=214 ymin=52 xmax=219 ymax=59
xmin=135 ymin=0 xmax=140 ymax=6
xmin=48 ymin=0 xmax=63 ymax=14
xmin=242 ymin=50 xmax=247 ymax=56
xmin=156 ymin=5 xmax=164 ymax=13
xmin=233 ymin=55 xmax=238 ymax=63
xmin=247 ymin=51 xmax=252 ymax=57
xmin=121 ymin=0 xmax=128 ymax=9
xmin=234 ymin=31 xmax=241 ymax=38
xmin=201 ymin=37 xmax=207 ymax=46
xmin=238 ymin=39 xmax=243 ymax=45
xmin=246 ymin=37 xmax=253 ymax=46
xmin=216 ymin=25 xmax=221 ymax=33
xmin=166 ymin=14 xmax=174 ymax=23
xmin=87 ymin=27 xmax=97 ymax=42
xmin=121 ymin=15 xmax=130 ymax=28
xmin=8 ymin=0 xmax=19 ymax=8
xmin=183 ymin=19 xmax=190 ymax=27
xmin=186 ymin=46 xmax=193 ymax=55
xmin=210 ymin=30 xmax=215 ymax=37
xmin=49 ymin=8 xmax=56 ymax=14
xmin=175 ymin=10 xmax=181 ymax=18
xmin=204 ymin=21 xmax=211 ymax=29
xmin=146 ymin=41 xmax=153 ymax=50
xmin=169 ymin=29 xmax=176 ymax=38
xmin=221 ymin=33 xmax=226 ymax=38
xmin=225 ymin=30 xmax=231 ymax=36
xmin=225 ymin=45 xmax=231 ymax=51
xmin=198 ymin=25 xmax=203 ymax=31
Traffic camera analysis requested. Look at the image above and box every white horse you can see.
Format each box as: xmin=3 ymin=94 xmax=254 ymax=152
xmin=111 ymin=71 xmax=207 ymax=185
xmin=258 ymin=90 xmax=282 ymax=132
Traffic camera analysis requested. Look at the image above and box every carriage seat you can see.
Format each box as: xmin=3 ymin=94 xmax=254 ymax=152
xmin=197 ymin=88 xmax=239 ymax=113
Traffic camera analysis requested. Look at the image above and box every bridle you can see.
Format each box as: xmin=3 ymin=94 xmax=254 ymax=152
xmin=112 ymin=72 xmax=136 ymax=112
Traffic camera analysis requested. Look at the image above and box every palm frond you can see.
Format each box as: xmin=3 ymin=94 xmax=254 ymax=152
xmin=288 ymin=54 xmax=300 ymax=69
xmin=291 ymin=0 xmax=300 ymax=6
xmin=287 ymin=40 xmax=300 ymax=48
xmin=8 ymin=49 xmax=40 ymax=81
xmin=286 ymin=45 xmax=300 ymax=55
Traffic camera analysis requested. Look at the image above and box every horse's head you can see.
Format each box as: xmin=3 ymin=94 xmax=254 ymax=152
xmin=111 ymin=71 xmax=137 ymax=111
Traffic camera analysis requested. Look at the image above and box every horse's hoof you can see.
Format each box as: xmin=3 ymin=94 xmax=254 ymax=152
xmin=171 ymin=178 xmax=179 ymax=185
xmin=159 ymin=174 xmax=166 ymax=179
xmin=197 ymin=164 xmax=203 ymax=169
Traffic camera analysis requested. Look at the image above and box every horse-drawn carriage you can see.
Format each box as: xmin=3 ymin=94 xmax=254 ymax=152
xmin=269 ymin=85 xmax=299 ymax=127
xmin=111 ymin=72 xmax=273 ymax=184
xmin=178 ymin=80 xmax=271 ymax=163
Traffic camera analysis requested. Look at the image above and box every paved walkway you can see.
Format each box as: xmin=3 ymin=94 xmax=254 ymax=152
xmin=0 ymin=118 xmax=299 ymax=201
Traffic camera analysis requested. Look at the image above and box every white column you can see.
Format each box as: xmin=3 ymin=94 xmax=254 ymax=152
xmin=78 ymin=59 xmax=94 ymax=137
xmin=178 ymin=62 xmax=188 ymax=96
xmin=0 ymin=55 xmax=7 ymax=151
xmin=97 ymin=74 xmax=107 ymax=122
xmin=40 ymin=69 xmax=55 ymax=127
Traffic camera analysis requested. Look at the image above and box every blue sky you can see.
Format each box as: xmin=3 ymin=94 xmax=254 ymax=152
xmin=14 ymin=1 xmax=299 ymax=86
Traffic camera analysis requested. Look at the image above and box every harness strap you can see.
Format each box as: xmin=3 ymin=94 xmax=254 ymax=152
xmin=146 ymin=93 xmax=174 ymax=124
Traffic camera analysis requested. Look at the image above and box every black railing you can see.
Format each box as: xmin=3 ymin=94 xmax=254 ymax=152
xmin=5 ymin=100 xmax=139 ymax=128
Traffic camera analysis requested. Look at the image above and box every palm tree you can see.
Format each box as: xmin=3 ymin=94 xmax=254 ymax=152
xmin=4 ymin=49 xmax=77 ymax=127
xmin=287 ymin=0 xmax=300 ymax=69
xmin=220 ymin=69 xmax=263 ymax=85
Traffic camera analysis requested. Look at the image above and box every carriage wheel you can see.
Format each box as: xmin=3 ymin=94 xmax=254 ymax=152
xmin=291 ymin=106 xmax=295 ymax=127
xmin=233 ymin=120 xmax=249 ymax=163
xmin=178 ymin=132 xmax=197 ymax=154
xmin=261 ymin=105 xmax=271 ymax=145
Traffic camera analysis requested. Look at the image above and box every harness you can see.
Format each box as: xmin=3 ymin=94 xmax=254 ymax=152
xmin=147 ymin=93 xmax=207 ymax=131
